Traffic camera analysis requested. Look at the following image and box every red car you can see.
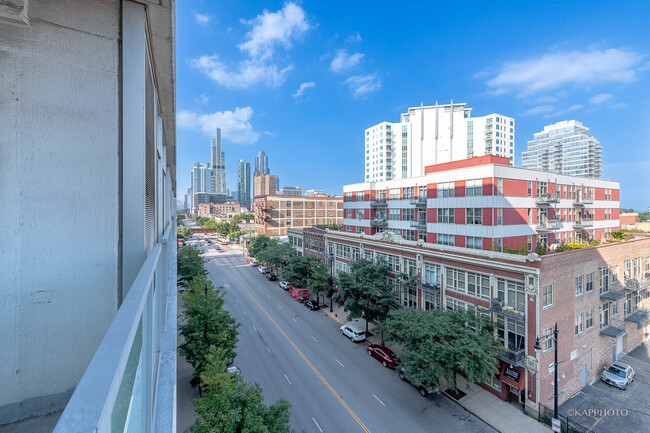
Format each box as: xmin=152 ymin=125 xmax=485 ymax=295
xmin=367 ymin=344 xmax=400 ymax=368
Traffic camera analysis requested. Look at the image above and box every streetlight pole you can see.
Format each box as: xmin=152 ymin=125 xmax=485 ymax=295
xmin=534 ymin=322 xmax=559 ymax=421
xmin=328 ymin=253 xmax=334 ymax=312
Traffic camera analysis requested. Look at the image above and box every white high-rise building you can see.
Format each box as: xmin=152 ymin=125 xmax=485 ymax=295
xmin=254 ymin=150 xmax=269 ymax=175
xmin=522 ymin=120 xmax=602 ymax=178
xmin=211 ymin=128 xmax=227 ymax=194
xmin=364 ymin=101 xmax=515 ymax=182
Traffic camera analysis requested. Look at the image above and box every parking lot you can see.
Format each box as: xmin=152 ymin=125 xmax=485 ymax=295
xmin=559 ymin=342 xmax=650 ymax=433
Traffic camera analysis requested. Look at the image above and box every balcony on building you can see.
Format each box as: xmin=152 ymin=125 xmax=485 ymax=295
xmin=573 ymin=196 xmax=594 ymax=206
xmin=410 ymin=219 xmax=427 ymax=229
xmin=600 ymin=282 xmax=626 ymax=301
xmin=419 ymin=281 xmax=440 ymax=293
xmin=624 ymin=276 xmax=649 ymax=291
xmin=535 ymin=219 xmax=560 ymax=233
xmin=535 ymin=193 xmax=559 ymax=206
xmin=599 ymin=317 xmax=626 ymax=339
xmin=370 ymin=199 xmax=388 ymax=208
xmin=370 ymin=218 xmax=388 ymax=227
xmin=490 ymin=298 xmax=525 ymax=321
xmin=572 ymin=218 xmax=594 ymax=229
xmin=410 ymin=197 xmax=427 ymax=207
xmin=496 ymin=347 xmax=525 ymax=367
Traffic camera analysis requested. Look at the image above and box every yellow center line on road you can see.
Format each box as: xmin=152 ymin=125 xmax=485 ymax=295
xmin=219 ymin=264 xmax=372 ymax=433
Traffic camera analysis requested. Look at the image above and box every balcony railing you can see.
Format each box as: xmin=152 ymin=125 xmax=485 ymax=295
xmin=54 ymin=222 xmax=176 ymax=433
xmin=624 ymin=277 xmax=649 ymax=291
xmin=490 ymin=298 xmax=525 ymax=321
xmin=410 ymin=197 xmax=427 ymax=206
xmin=410 ymin=219 xmax=427 ymax=229
xmin=370 ymin=218 xmax=388 ymax=227
xmin=573 ymin=196 xmax=594 ymax=206
xmin=535 ymin=193 xmax=559 ymax=205
xmin=535 ymin=220 xmax=560 ymax=233
xmin=573 ymin=218 xmax=594 ymax=229
xmin=496 ymin=347 xmax=525 ymax=367
xmin=370 ymin=199 xmax=388 ymax=208
xmin=419 ymin=281 xmax=440 ymax=293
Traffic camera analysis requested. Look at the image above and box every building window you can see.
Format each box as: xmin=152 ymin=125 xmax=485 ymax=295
xmin=611 ymin=265 xmax=619 ymax=283
xmin=438 ymin=182 xmax=455 ymax=198
xmin=465 ymin=179 xmax=482 ymax=196
xmin=466 ymin=208 xmax=482 ymax=225
xmin=575 ymin=314 xmax=584 ymax=335
xmin=586 ymin=273 xmax=593 ymax=292
xmin=575 ymin=275 xmax=584 ymax=297
xmin=388 ymin=209 xmax=400 ymax=220
xmin=600 ymin=303 xmax=610 ymax=329
xmin=466 ymin=272 xmax=490 ymax=299
xmin=467 ymin=236 xmax=482 ymax=250
xmin=585 ymin=310 xmax=594 ymax=329
xmin=445 ymin=267 xmax=466 ymax=292
xmin=542 ymin=284 xmax=554 ymax=308
xmin=437 ymin=208 xmax=455 ymax=224
xmin=402 ymin=187 xmax=415 ymax=199
xmin=527 ymin=181 xmax=532 ymax=197
xmin=496 ymin=209 xmax=503 ymax=225
xmin=542 ymin=327 xmax=554 ymax=352
xmin=402 ymin=229 xmax=415 ymax=241
xmin=402 ymin=208 xmax=415 ymax=221
xmin=389 ymin=188 xmax=400 ymax=200
xmin=600 ymin=267 xmax=609 ymax=293
xmin=496 ymin=178 xmax=503 ymax=196
xmin=438 ymin=233 xmax=455 ymax=246
xmin=527 ymin=236 xmax=533 ymax=251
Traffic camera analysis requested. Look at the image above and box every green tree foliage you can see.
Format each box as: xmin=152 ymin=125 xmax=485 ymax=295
xmin=281 ymin=255 xmax=318 ymax=288
xmin=333 ymin=259 xmax=395 ymax=334
xmin=609 ymin=230 xmax=629 ymax=241
xmin=202 ymin=219 xmax=217 ymax=229
xmin=179 ymin=276 xmax=239 ymax=386
xmin=177 ymin=211 xmax=186 ymax=221
xmin=257 ymin=243 xmax=296 ymax=272
xmin=535 ymin=242 xmax=547 ymax=256
xmin=378 ymin=308 xmax=499 ymax=390
xmin=247 ymin=235 xmax=276 ymax=258
xmin=177 ymin=226 xmax=193 ymax=240
xmin=307 ymin=260 xmax=331 ymax=305
xmin=327 ymin=223 xmax=340 ymax=230
xmin=178 ymin=246 xmax=207 ymax=282
xmin=215 ymin=222 xmax=231 ymax=237
xmin=231 ymin=213 xmax=254 ymax=223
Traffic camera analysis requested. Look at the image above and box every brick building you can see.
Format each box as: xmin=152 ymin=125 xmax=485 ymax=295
xmin=197 ymin=202 xmax=241 ymax=218
xmin=319 ymin=229 xmax=650 ymax=419
xmin=342 ymin=156 xmax=620 ymax=253
xmin=254 ymin=173 xmax=277 ymax=198
xmin=620 ymin=212 xmax=639 ymax=225
xmin=254 ymin=195 xmax=343 ymax=238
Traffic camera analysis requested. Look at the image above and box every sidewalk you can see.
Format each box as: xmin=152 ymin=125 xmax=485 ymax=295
xmin=323 ymin=301 xmax=551 ymax=433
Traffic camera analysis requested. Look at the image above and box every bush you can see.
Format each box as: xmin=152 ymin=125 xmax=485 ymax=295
xmin=535 ymin=242 xmax=547 ymax=256
xmin=589 ymin=239 xmax=601 ymax=247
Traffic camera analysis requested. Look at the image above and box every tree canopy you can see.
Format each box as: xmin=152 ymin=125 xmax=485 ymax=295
xmin=378 ymin=307 xmax=499 ymax=390
xmin=177 ymin=226 xmax=193 ymax=240
xmin=257 ymin=242 xmax=296 ymax=272
xmin=281 ymin=255 xmax=319 ymax=288
xmin=333 ymin=259 xmax=396 ymax=333
xmin=247 ymin=235 xmax=277 ymax=258
xmin=178 ymin=246 xmax=207 ymax=282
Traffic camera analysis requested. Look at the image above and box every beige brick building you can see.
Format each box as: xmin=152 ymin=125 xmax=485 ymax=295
xmin=254 ymin=195 xmax=343 ymax=237
xmin=197 ymin=202 xmax=241 ymax=218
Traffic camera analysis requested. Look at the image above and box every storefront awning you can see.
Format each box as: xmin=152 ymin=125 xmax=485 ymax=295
xmin=499 ymin=363 xmax=525 ymax=391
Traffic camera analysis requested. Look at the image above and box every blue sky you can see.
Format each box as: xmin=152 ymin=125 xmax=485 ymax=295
xmin=176 ymin=1 xmax=650 ymax=210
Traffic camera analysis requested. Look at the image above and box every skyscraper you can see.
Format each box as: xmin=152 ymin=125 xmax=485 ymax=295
xmin=364 ymin=101 xmax=515 ymax=182
xmin=522 ymin=120 xmax=602 ymax=178
xmin=237 ymin=160 xmax=251 ymax=210
xmin=254 ymin=150 xmax=269 ymax=175
xmin=211 ymin=128 xmax=227 ymax=194
xmin=190 ymin=162 xmax=212 ymax=212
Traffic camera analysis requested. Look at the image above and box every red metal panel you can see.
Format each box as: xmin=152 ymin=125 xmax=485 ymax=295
xmin=455 ymin=235 xmax=465 ymax=247
xmin=503 ymin=178 xmax=527 ymax=197
xmin=482 ymin=238 xmax=493 ymax=251
xmin=427 ymin=233 xmax=436 ymax=244
xmin=482 ymin=208 xmax=493 ymax=226
xmin=503 ymin=208 xmax=527 ymax=225
xmin=482 ymin=177 xmax=494 ymax=196
xmin=428 ymin=183 xmax=437 ymax=198
xmin=455 ymin=208 xmax=465 ymax=224
xmin=424 ymin=155 xmax=510 ymax=174
xmin=454 ymin=180 xmax=465 ymax=198
xmin=427 ymin=208 xmax=436 ymax=223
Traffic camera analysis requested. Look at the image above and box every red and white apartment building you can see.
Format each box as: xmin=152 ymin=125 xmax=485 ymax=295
xmin=288 ymin=156 xmax=650 ymax=420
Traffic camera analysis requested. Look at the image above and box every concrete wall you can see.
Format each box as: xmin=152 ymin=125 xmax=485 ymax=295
xmin=0 ymin=0 xmax=121 ymax=424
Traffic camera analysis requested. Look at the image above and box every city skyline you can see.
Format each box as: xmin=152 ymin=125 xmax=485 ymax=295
xmin=176 ymin=1 xmax=650 ymax=210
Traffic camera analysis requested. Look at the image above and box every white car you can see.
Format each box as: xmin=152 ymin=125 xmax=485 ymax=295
xmin=279 ymin=281 xmax=290 ymax=290
xmin=258 ymin=266 xmax=268 ymax=274
xmin=601 ymin=362 xmax=635 ymax=390
xmin=340 ymin=323 xmax=366 ymax=342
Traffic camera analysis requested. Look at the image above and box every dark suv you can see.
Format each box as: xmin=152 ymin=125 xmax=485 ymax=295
xmin=265 ymin=272 xmax=277 ymax=281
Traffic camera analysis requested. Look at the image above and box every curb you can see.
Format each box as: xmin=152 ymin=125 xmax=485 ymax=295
xmin=324 ymin=310 xmax=345 ymax=325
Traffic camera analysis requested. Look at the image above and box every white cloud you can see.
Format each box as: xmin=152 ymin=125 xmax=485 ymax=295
xmin=523 ymin=105 xmax=554 ymax=116
xmin=330 ymin=50 xmax=364 ymax=73
xmin=345 ymin=32 xmax=362 ymax=44
xmin=543 ymin=104 xmax=584 ymax=118
xmin=191 ymin=3 xmax=309 ymax=89
xmin=486 ymin=48 xmax=643 ymax=96
xmin=177 ymin=107 xmax=261 ymax=144
xmin=194 ymin=93 xmax=210 ymax=105
xmin=194 ymin=13 xmax=210 ymax=25
xmin=292 ymin=81 xmax=315 ymax=97
xmin=589 ymin=93 xmax=614 ymax=105
xmin=344 ymin=74 xmax=381 ymax=98
xmin=237 ymin=2 xmax=309 ymax=61
xmin=190 ymin=55 xmax=293 ymax=89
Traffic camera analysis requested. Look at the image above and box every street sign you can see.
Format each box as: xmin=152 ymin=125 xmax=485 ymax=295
xmin=552 ymin=418 xmax=561 ymax=432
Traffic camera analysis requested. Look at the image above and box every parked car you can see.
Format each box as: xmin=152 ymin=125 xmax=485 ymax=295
xmin=227 ymin=366 xmax=241 ymax=375
xmin=258 ymin=266 xmax=268 ymax=274
xmin=601 ymin=362 xmax=635 ymax=390
xmin=340 ymin=323 xmax=366 ymax=342
xmin=289 ymin=286 xmax=309 ymax=302
xmin=279 ymin=281 xmax=290 ymax=290
xmin=398 ymin=367 xmax=439 ymax=397
xmin=265 ymin=272 xmax=277 ymax=281
xmin=250 ymin=260 xmax=258 ymax=266
xmin=304 ymin=299 xmax=320 ymax=310
xmin=367 ymin=344 xmax=400 ymax=368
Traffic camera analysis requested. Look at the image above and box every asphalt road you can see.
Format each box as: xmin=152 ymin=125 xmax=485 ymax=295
xmin=206 ymin=246 xmax=495 ymax=433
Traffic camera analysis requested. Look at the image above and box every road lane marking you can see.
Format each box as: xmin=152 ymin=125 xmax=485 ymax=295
xmin=372 ymin=394 xmax=385 ymax=407
xmin=336 ymin=359 xmax=345 ymax=368
xmin=253 ymin=326 xmax=258 ymax=332
xmin=277 ymin=304 xmax=283 ymax=309
xmin=312 ymin=417 xmax=324 ymax=433
xmin=292 ymin=318 xmax=298 ymax=323
xmin=220 ymin=266 xmax=372 ymax=433
xmin=235 ymin=299 xmax=239 ymax=303
xmin=284 ymin=374 xmax=292 ymax=385
xmin=324 ymin=310 xmax=345 ymax=325
xmin=266 ymin=346 xmax=271 ymax=353
xmin=243 ymin=311 xmax=247 ymax=316
xmin=311 ymin=335 xmax=318 ymax=342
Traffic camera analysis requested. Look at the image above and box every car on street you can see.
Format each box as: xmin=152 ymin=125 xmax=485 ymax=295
xmin=340 ymin=323 xmax=366 ymax=342
xmin=600 ymin=362 xmax=635 ymax=390
xmin=265 ymin=272 xmax=277 ymax=281
xmin=289 ymin=286 xmax=309 ymax=302
xmin=279 ymin=281 xmax=290 ymax=290
xmin=367 ymin=344 xmax=400 ymax=368
xmin=398 ymin=367 xmax=439 ymax=397
xmin=258 ymin=266 xmax=268 ymax=274
xmin=304 ymin=299 xmax=320 ymax=310
xmin=250 ymin=260 xmax=258 ymax=266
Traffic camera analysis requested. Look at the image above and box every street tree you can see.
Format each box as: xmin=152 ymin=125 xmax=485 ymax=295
xmin=281 ymin=255 xmax=318 ymax=289
xmin=333 ymin=259 xmax=394 ymax=334
xmin=307 ymin=260 xmax=331 ymax=306
xmin=203 ymin=219 xmax=217 ymax=229
xmin=177 ymin=245 xmax=207 ymax=282
xmin=247 ymin=235 xmax=277 ymax=258
xmin=215 ymin=222 xmax=230 ymax=237
xmin=378 ymin=307 xmax=499 ymax=390
xmin=257 ymin=242 xmax=296 ymax=273
xmin=177 ymin=226 xmax=193 ymax=240
xmin=179 ymin=276 xmax=239 ymax=387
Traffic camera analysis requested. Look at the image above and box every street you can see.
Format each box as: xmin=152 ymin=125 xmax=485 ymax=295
xmin=205 ymin=245 xmax=495 ymax=433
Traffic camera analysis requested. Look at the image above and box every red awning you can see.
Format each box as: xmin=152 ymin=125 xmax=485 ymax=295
xmin=499 ymin=363 xmax=525 ymax=391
